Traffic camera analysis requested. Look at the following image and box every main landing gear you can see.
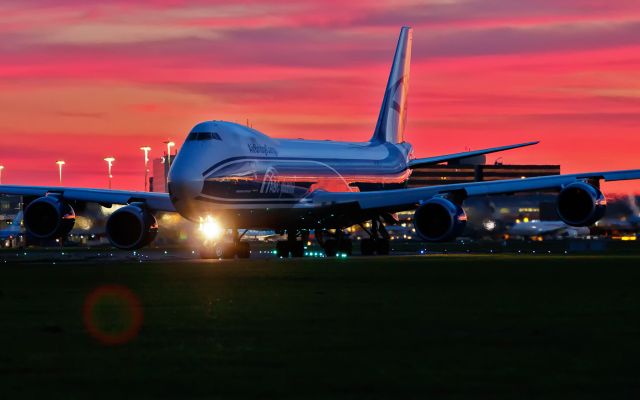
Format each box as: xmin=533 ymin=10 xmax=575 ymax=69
xmin=316 ymin=229 xmax=352 ymax=257
xmin=359 ymin=217 xmax=390 ymax=256
xmin=200 ymin=229 xmax=251 ymax=259
xmin=275 ymin=229 xmax=307 ymax=258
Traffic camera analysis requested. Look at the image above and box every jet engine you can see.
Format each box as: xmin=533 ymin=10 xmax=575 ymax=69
xmin=556 ymin=182 xmax=607 ymax=227
xmin=23 ymin=195 xmax=75 ymax=239
xmin=413 ymin=197 xmax=467 ymax=242
xmin=106 ymin=203 xmax=158 ymax=250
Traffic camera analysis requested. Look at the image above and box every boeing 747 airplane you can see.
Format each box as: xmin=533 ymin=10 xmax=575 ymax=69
xmin=1 ymin=27 xmax=639 ymax=258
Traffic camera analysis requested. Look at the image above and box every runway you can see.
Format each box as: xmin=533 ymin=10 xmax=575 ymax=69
xmin=1 ymin=254 xmax=639 ymax=398
xmin=2 ymin=238 xmax=639 ymax=265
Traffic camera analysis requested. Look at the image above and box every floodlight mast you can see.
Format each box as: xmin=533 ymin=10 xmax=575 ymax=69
xmin=55 ymin=160 xmax=65 ymax=185
xmin=140 ymin=146 xmax=151 ymax=191
xmin=164 ymin=141 xmax=175 ymax=165
xmin=163 ymin=140 xmax=175 ymax=192
xmin=104 ymin=157 xmax=115 ymax=189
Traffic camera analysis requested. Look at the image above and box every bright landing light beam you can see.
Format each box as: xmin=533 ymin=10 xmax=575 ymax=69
xmin=199 ymin=216 xmax=222 ymax=240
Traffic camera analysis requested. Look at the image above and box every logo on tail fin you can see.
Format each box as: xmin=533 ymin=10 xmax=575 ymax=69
xmin=388 ymin=75 xmax=409 ymax=140
xmin=371 ymin=26 xmax=412 ymax=144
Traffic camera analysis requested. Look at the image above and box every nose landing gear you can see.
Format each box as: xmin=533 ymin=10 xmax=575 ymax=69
xmin=200 ymin=229 xmax=251 ymax=259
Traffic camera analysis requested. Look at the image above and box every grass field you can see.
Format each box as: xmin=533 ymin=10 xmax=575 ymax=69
xmin=1 ymin=255 xmax=640 ymax=399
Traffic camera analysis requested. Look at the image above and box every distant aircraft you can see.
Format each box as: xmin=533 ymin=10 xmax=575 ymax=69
xmin=0 ymin=211 xmax=23 ymax=247
xmin=508 ymin=220 xmax=590 ymax=239
xmin=1 ymin=26 xmax=639 ymax=258
xmin=243 ymin=230 xmax=281 ymax=242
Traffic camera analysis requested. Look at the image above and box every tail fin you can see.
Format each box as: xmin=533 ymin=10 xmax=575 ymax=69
xmin=371 ymin=26 xmax=412 ymax=144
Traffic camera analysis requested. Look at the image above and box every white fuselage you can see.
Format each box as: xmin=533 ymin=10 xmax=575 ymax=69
xmin=168 ymin=121 xmax=412 ymax=229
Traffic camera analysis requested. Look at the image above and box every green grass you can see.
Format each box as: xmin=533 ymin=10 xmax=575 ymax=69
xmin=1 ymin=255 xmax=640 ymax=399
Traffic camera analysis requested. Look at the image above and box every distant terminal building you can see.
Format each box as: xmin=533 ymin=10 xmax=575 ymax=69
xmin=0 ymin=195 xmax=21 ymax=222
xmin=402 ymin=157 xmax=562 ymax=229
xmin=151 ymin=150 xmax=178 ymax=193
xmin=0 ymin=195 xmax=21 ymax=215
xmin=151 ymin=157 xmax=166 ymax=193
xmin=408 ymin=162 xmax=560 ymax=187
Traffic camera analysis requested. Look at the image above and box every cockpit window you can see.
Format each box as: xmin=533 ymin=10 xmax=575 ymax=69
xmin=187 ymin=131 xmax=222 ymax=141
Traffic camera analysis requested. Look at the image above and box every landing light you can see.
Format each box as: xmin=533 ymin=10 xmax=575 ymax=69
xmin=199 ymin=216 xmax=222 ymax=239
xmin=483 ymin=220 xmax=496 ymax=231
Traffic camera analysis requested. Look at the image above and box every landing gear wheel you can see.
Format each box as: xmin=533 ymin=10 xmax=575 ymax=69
xmin=236 ymin=242 xmax=250 ymax=259
xmin=360 ymin=238 xmax=375 ymax=256
xmin=276 ymin=241 xmax=289 ymax=258
xmin=290 ymin=241 xmax=304 ymax=258
xmin=215 ymin=242 xmax=236 ymax=259
xmin=375 ymin=238 xmax=390 ymax=255
xmin=324 ymin=239 xmax=338 ymax=257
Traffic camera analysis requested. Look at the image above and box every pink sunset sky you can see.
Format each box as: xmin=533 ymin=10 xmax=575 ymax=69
xmin=0 ymin=0 xmax=639 ymax=193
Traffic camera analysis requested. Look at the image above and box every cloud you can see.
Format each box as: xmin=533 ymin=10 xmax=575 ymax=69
xmin=1 ymin=0 xmax=639 ymax=192
xmin=39 ymin=23 xmax=222 ymax=45
xmin=56 ymin=111 xmax=106 ymax=119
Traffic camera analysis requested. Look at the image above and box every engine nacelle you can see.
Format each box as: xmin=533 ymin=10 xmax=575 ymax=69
xmin=23 ymin=195 xmax=75 ymax=239
xmin=413 ymin=197 xmax=467 ymax=242
xmin=556 ymin=182 xmax=607 ymax=227
xmin=106 ymin=203 xmax=158 ymax=250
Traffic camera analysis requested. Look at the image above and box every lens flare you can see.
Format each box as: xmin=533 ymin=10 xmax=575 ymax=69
xmin=199 ymin=216 xmax=222 ymax=240
xmin=83 ymin=285 xmax=143 ymax=346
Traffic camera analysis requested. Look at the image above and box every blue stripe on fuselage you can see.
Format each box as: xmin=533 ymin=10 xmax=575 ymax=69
xmin=202 ymin=142 xmax=407 ymax=177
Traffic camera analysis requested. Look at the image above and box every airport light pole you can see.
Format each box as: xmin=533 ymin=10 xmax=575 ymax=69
xmin=164 ymin=140 xmax=175 ymax=166
xmin=55 ymin=160 xmax=65 ymax=185
xmin=140 ymin=146 xmax=151 ymax=192
xmin=163 ymin=141 xmax=175 ymax=192
xmin=0 ymin=165 xmax=4 ymax=184
xmin=104 ymin=157 xmax=115 ymax=189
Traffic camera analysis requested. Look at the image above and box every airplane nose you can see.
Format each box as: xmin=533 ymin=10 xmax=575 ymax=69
xmin=167 ymin=161 xmax=202 ymax=220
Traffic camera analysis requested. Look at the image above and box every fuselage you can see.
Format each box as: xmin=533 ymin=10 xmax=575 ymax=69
xmin=168 ymin=121 xmax=413 ymax=228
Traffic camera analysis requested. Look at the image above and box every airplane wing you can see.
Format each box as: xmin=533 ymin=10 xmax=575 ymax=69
xmin=407 ymin=141 xmax=539 ymax=168
xmin=3 ymin=168 xmax=639 ymax=216
xmin=311 ymin=169 xmax=640 ymax=212
xmin=0 ymin=185 xmax=175 ymax=212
